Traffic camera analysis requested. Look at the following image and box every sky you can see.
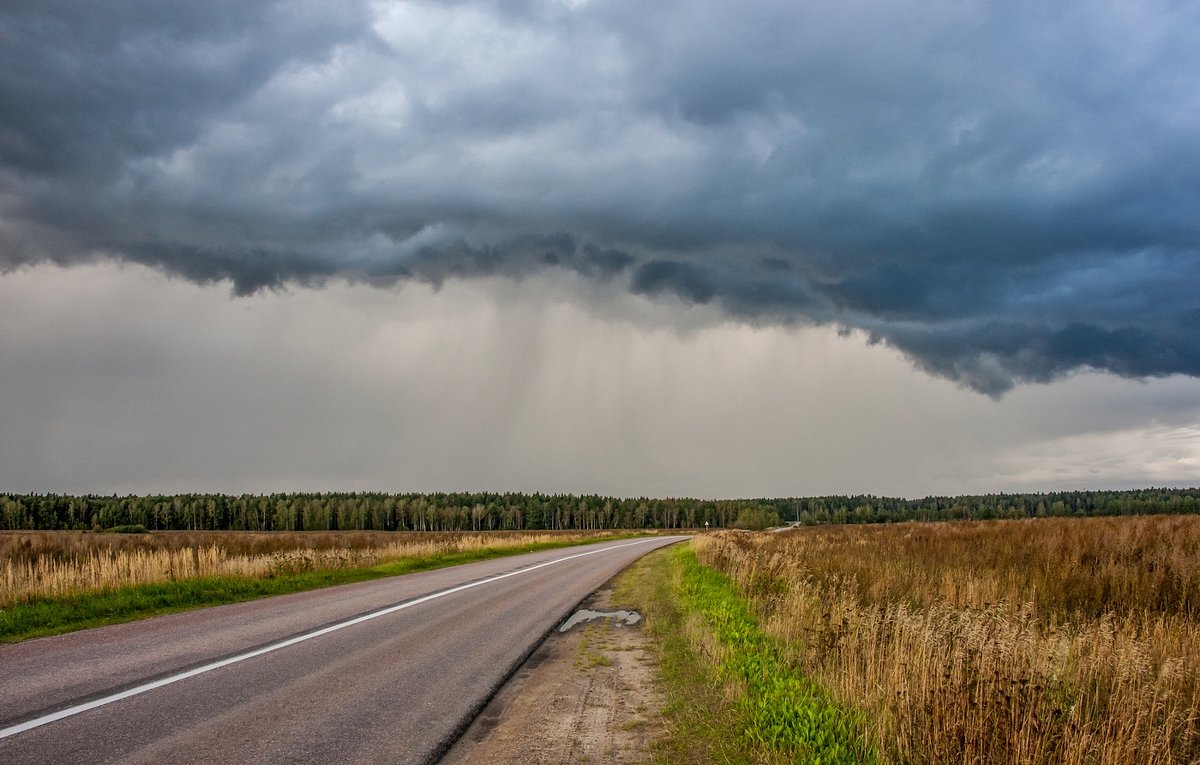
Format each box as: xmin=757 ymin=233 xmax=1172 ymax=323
xmin=1 ymin=0 xmax=1198 ymax=498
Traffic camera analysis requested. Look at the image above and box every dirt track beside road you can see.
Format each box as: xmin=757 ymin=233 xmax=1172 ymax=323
xmin=442 ymin=585 xmax=664 ymax=765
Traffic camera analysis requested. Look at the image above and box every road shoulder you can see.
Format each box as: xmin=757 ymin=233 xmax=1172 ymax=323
xmin=440 ymin=584 xmax=664 ymax=765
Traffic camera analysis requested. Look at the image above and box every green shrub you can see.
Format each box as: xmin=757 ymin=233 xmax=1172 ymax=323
xmin=731 ymin=506 xmax=780 ymax=530
xmin=103 ymin=524 xmax=150 ymax=534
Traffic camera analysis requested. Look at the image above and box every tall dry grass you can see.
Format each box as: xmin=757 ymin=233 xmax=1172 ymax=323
xmin=695 ymin=517 xmax=1200 ymax=764
xmin=1 ymin=529 xmax=617 ymax=605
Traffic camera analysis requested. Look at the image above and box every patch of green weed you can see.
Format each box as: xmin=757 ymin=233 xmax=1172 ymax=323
xmin=675 ymin=546 xmax=876 ymax=764
xmin=614 ymin=543 xmax=876 ymax=764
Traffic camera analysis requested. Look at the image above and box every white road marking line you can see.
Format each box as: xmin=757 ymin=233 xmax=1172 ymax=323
xmin=0 ymin=537 xmax=667 ymax=740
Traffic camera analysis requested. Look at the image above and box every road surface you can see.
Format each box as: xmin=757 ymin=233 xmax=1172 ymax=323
xmin=0 ymin=536 xmax=686 ymax=764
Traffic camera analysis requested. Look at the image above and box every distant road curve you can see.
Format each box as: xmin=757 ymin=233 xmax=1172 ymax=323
xmin=0 ymin=536 xmax=687 ymax=764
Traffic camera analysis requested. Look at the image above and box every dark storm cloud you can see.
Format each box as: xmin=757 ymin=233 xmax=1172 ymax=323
xmin=631 ymin=261 xmax=717 ymax=304
xmin=2 ymin=0 xmax=1198 ymax=393
xmin=0 ymin=1 xmax=371 ymax=177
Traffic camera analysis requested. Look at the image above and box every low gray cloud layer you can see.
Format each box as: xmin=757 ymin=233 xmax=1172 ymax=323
xmin=2 ymin=0 xmax=1198 ymax=393
xmin=2 ymin=264 xmax=1196 ymax=497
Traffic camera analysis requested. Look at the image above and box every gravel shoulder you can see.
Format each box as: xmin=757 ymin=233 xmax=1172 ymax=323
xmin=441 ymin=584 xmax=665 ymax=765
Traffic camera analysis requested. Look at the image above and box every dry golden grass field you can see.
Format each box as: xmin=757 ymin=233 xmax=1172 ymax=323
xmin=1 ymin=529 xmax=619 ymax=606
xmin=696 ymin=516 xmax=1200 ymax=764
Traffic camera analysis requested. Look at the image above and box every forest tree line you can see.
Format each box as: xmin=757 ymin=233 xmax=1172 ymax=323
xmin=1 ymin=487 xmax=1198 ymax=532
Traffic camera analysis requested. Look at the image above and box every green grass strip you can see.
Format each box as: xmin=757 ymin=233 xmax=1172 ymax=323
xmin=674 ymin=545 xmax=876 ymax=765
xmin=614 ymin=544 xmax=752 ymax=764
xmin=0 ymin=538 xmax=634 ymax=643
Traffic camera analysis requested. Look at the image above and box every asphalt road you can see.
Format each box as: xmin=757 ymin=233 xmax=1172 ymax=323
xmin=0 ymin=536 xmax=686 ymax=764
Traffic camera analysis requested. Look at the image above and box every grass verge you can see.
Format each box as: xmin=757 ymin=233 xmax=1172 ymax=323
xmin=1 ymin=539 xmax=626 ymax=643
xmin=613 ymin=543 xmax=874 ymax=765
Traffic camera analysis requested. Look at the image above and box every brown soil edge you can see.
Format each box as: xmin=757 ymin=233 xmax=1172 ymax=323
xmin=437 ymin=580 xmax=667 ymax=764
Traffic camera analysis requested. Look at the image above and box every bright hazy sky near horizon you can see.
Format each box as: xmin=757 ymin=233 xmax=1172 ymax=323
xmin=1 ymin=1 xmax=1198 ymax=498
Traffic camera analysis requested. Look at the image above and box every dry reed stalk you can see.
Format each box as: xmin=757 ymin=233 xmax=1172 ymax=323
xmin=693 ymin=519 xmax=1200 ymax=764
xmin=0 ymin=530 xmax=611 ymax=605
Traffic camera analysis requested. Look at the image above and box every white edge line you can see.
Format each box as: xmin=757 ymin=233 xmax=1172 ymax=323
xmin=1 ymin=537 xmax=669 ymax=740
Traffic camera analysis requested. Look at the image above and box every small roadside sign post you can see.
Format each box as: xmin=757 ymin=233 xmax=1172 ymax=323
xmin=704 ymin=521 xmax=709 ymax=530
